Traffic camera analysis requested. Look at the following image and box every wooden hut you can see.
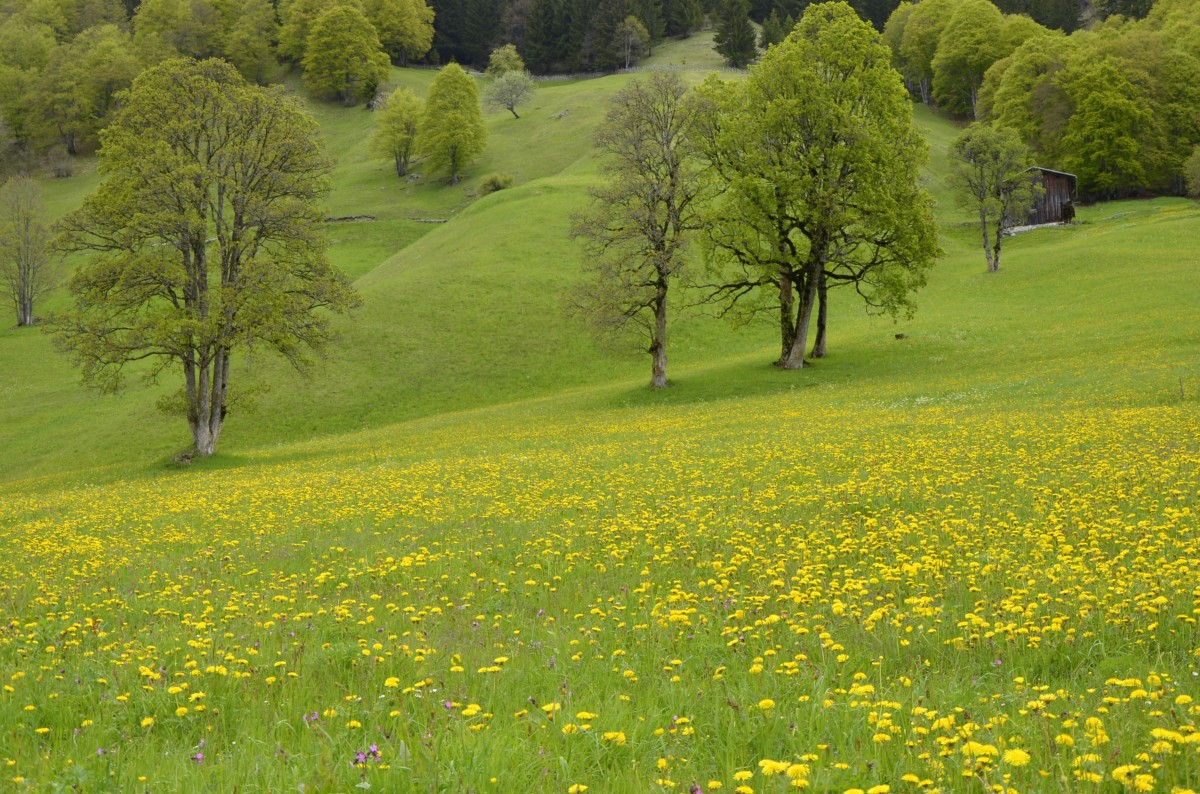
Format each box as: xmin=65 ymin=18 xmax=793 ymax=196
xmin=1025 ymin=167 xmax=1077 ymax=225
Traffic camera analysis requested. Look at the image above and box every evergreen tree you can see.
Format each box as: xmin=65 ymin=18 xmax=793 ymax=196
xmin=714 ymin=0 xmax=756 ymax=67
xmin=758 ymin=8 xmax=786 ymax=49
xmin=522 ymin=0 xmax=560 ymax=71
xmin=462 ymin=0 xmax=501 ymax=66
xmin=636 ymin=0 xmax=666 ymax=42
xmin=667 ymin=0 xmax=703 ymax=37
xmin=592 ymin=0 xmax=633 ymax=71
xmin=419 ymin=63 xmax=486 ymax=183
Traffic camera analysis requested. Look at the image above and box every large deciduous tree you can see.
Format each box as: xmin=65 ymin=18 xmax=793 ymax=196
xmin=51 ymin=58 xmax=360 ymax=457
xmin=697 ymin=1 xmax=939 ymax=369
xmin=931 ymin=0 xmax=1004 ymax=118
xmin=0 ymin=175 xmax=52 ymax=327
xmin=947 ymin=124 xmax=1041 ymax=273
xmin=302 ymin=5 xmax=391 ymax=105
xmin=570 ymin=73 xmax=704 ymax=390
xmin=419 ymin=62 xmax=486 ymax=184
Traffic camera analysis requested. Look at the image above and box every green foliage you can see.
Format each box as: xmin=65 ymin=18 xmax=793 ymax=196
xmin=1060 ymin=58 xmax=1148 ymax=198
xmin=946 ymin=123 xmax=1040 ymax=272
xmin=484 ymin=69 xmax=534 ymax=118
xmin=668 ymin=0 xmax=703 ymax=37
xmin=51 ymin=58 xmax=359 ymax=456
xmin=1185 ymin=146 xmax=1200 ymax=197
xmin=222 ymin=0 xmax=279 ymax=83
xmin=0 ymin=17 xmax=57 ymax=71
xmin=278 ymin=0 xmax=338 ymax=64
xmin=28 ymin=24 xmax=141 ymax=154
xmin=132 ymin=0 xmax=224 ymax=59
xmin=370 ymin=87 xmax=423 ymax=177
xmin=698 ymin=1 xmax=939 ymax=369
xmin=477 ymin=171 xmax=514 ymax=194
xmin=302 ymin=5 xmax=391 ymax=105
xmin=930 ymin=0 xmax=1004 ymax=118
xmin=419 ymin=63 xmax=486 ymax=184
xmin=983 ymin=30 xmax=1071 ymax=156
xmin=363 ymin=0 xmax=435 ymax=64
xmin=485 ymin=43 xmax=526 ymax=76
xmin=713 ymin=0 xmax=756 ymax=68
xmin=0 ymin=174 xmax=51 ymax=326
xmin=897 ymin=0 xmax=953 ymax=102
xmin=757 ymin=8 xmax=787 ymax=50
xmin=615 ymin=15 xmax=651 ymax=69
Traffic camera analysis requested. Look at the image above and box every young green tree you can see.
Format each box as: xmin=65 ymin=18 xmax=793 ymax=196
xmin=371 ymin=87 xmax=423 ymax=176
xmin=51 ymin=58 xmax=360 ymax=457
xmin=485 ymin=42 xmax=526 ymax=75
xmin=697 ymin=1 xmax=939 ymax=369
xmin=484 ymin=69 xmax=534 ymax=117
xmin=758 ymin=9 xmax=786 ymax=50
xmin=364 ymin=0 xmax=436 ymax=64
xmin=947 ymin=124 xmax=1040 ymax=273
xmin=570 ymin=73 xmax=705 ymax=390
xmin=615 ymin=15 xmax=650 ymax=68
xmin=420 ymin=62 xmax=486 ymax=184
xmin=714 ymin=0 xmax=756 ymax=67
xmin=0 ymin=175 xmax=51 ymax=327
xmin=302 ymin=5 xmax=391 ymax=105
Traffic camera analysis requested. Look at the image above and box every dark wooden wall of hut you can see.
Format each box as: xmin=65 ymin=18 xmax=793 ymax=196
xmin=1028 ymin=171 xmax=1075 ymax=225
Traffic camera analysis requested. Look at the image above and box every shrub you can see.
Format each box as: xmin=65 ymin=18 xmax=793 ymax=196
xmin=478 ymin=172 xmax=514 ymax=195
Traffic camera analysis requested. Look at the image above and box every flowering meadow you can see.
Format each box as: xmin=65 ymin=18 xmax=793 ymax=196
xmin=1 ymin=388 xmax=1198 ymax=793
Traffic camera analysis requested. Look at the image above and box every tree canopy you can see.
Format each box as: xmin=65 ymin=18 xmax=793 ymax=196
xmin=302 ymin=5 xmax=391 ymax=105
xmin=947 ymin=124 xmax=1040 ymax=272
xmin=371 ymin=87 xmax=424 ymax=176
xmin=698 ymin=1 xmax=939 ymax=369
xmin=571 ymin=72 xmax=705 ymax=390
xmin=51 ymin=58 xmax=360 ymax=456
xmin=419 ymin=62 xmax=486 ymax=184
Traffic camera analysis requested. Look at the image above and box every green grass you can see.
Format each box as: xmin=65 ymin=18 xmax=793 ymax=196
xmin=1 ymin=34 xmax=1199 ymax=793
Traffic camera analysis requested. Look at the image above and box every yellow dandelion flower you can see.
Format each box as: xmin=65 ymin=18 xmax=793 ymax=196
xmin=140 ymin=717 xmax=154 ymax=728
xmin=1003 ymin=748 xmax=1031 ymax=767
xmin=757 ymin=699 xmax=776 ymax=710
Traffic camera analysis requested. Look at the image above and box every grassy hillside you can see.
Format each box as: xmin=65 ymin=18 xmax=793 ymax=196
xmin=2 ymin=34 xmax=1200 ymax=794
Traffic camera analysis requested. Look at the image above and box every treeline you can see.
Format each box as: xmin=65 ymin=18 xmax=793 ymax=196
xmin=884 ymin=0 xmax=1196 ymax=198
xmin=0 ymin=0 xmax=434 ymax=163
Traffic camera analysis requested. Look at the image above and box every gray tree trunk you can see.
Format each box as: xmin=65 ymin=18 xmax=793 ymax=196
xmin=980 ymin=208 xmax=996 ymax=272
xmin=780 ymin=263 xmax=819 ymax=369
xmin=811 ymin=269 xmax=828 ymax=358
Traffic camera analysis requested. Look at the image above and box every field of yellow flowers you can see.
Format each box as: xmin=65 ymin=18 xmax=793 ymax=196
xmin=2 ymin=390 xmax=1198 ymax=793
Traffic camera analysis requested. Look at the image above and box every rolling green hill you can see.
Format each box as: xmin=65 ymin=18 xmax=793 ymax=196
xmin=2 ymin=37 xmax=1200 ymax=794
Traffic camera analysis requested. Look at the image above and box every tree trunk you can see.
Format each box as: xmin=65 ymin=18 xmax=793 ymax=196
xmin=991 ymin=219 xmax=1003 ymax=272
xmin=394 ymin=154 xmax=407 ymax=177
xmin=777 ymin=269 xmax=795 ymax=365
xmin=780 ymin=263 xmax=819 ymax=369
xmin=650 ymin=274 xmax=669 ymax=389
xmin=810 ymin=269 xmax=828 ymax=358
xmin=980 ymin=209 xmax=995 ymax=271
xmin=509 ymin=106 xmax=520 ymax=119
